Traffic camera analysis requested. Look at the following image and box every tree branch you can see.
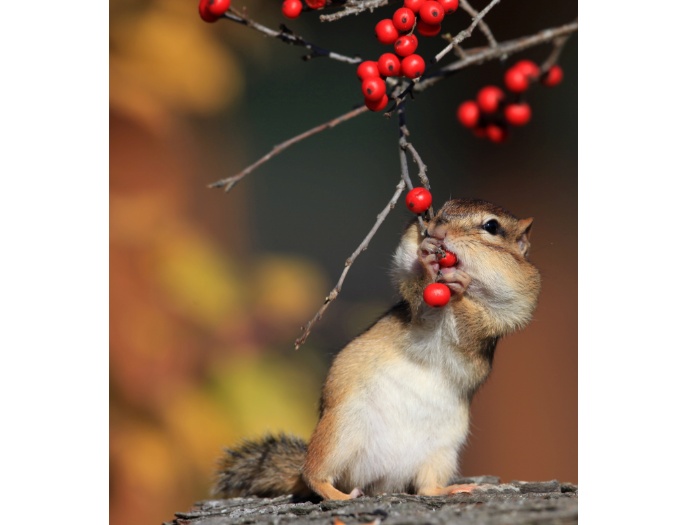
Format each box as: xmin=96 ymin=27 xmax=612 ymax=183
xmin=459 ymin=0 xmax=498 ymax=49
xmin=414 ymin=20 xmax=578 ymax=93
xmin=294 ymin=178 xmax=407 ymax=349
xmin=319 ymin=0 xmax=396 ymax=22
xmin=209 ymin=106 xmax=368 ymax=191
xmin=434 ymin=0 xmax=501 ymax=63
xmin=223 ymin=7 xmax=361 ymax=63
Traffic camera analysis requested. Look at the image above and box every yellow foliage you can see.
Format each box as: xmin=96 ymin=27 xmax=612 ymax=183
xmin=251 ymin=255 xmax=329 ymax=330
xmin=110 ymin=1 xmax=242 ymax=125
xmin=152 ymin=226 xmax=245 ymax=329
xmin=210 ymin=352 xmax=323 ymax=440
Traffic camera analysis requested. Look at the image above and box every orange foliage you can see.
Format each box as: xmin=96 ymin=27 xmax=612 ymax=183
xmin=110 ymin=2 xmax=327 ymax=523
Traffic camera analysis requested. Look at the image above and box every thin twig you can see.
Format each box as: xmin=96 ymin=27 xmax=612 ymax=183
xmin=459 ymin=0 xmax=498 ymax=49
xmin=398 ymin=104 xmax=432 ymax=225
xmin=403 ymin=143 xmax=430 ymax=190
xmin=396 ymin=105 xmax=415 ymax=192
xmin=294 ymin=178 xmax=407 ymax=349
xmin=209 ymin=106 xmax=368 ymax=191
xmin=319 ymin=0 xmax=394 ymax=22
xmin=223 ymin=7 xmax=361 ymax=63
xmin=434 ymin=0 xmax=501 ymax=64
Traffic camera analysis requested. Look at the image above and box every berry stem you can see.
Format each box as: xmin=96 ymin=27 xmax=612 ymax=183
xmin=539 ymin=34 xmax=572 ymax=78
xmin=295 ymin=177 xmax=407 ymax=349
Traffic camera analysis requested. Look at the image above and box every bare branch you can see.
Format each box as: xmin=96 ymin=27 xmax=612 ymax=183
xmin=434 ymin=0 xmax=501 ymax=64
xmin=223 ymin=7 xmax=361 ymax=64
xmin=211 ymin=21 xmax=577 ymax=192
xmin=415 ymin=20 xmax=579 ymax=93
xmin=209 ymin=105 xmax=368 ymax=191
xmin=294 ymin=178 xmax=407 ymax=349
xmin=459 ymin=0 xmax=498 ymax=49
xmin=319 ymin=0 xmax=395 ymax=22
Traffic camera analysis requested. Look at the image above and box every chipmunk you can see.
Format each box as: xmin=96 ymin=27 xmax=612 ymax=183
xmin=215 ymin=198 xmax=541 ymax=500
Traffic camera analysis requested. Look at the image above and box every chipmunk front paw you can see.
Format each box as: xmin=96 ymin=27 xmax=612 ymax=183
xmin=437 ymin=266 xmax=472 ymax=296
xmin=419 ymin=236 xmax=443 ymax=280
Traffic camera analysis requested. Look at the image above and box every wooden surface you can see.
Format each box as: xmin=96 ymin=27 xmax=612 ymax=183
xmin=165 ymin=477 xmax=578 ymax=525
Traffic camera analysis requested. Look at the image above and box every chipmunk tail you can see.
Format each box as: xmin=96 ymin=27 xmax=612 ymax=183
xmin=213 ymin=433 xmax=313 ymax=499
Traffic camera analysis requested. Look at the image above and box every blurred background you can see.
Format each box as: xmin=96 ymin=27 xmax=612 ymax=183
xmin=109 ymin=1 xmax=577 ymax=524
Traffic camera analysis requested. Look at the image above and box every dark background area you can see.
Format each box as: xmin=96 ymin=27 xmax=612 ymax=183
xmin=110 ymin=1 xmax=577 ymax=524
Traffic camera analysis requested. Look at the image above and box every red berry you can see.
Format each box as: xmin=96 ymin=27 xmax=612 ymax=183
xmin=375 ymin=19 xmax=400 ymax=45
xmin=476 ymin=85 xmax=504 ymax=113
xmin=361 ymin=76 xmax=386 ymax=102
xmin=542 ymin=65 xmax=563 ymax=87
xmin=416 ymin=19 xmax=441 ymax=37
xmin=437 ymin=0 xmax=458 ymax=14
xmin=438 ymin=250 xmax=458 ymax=268
xmin=281 ymin=0 xmax=303 ymax=18
xmin=198 ymin=0 xmax=220 ymax=22
xmin=485 ymin=124 xmax=507 ymax=143
xmin=404 ymin=0 xmax=426 ymax=13
xmin=419 ymin=1 xmax=445 ymax=24
xmin=514 ymin=59 xmax=540 ymax=80
xmin=394 ymin=34 xmax=418 ymax=57
xmin=392 ymin=7 xmax=416 ymax=32
xmin=504 ymin=67 xmax=529 ymax=93
xmin=400 ymin=54 xmax=425 ymax=78
xmin=365 ymin=94 xmax=389 ymax=112
xmin=504 ymin=103 xmax=532 ymax=126
xmin=377 ymin=53 xmax=402 ymax=77
xmin=207 ymin=0 xmax=231 ymax=16
xmin=456 ymin=100 xmax=480 ymax=128
xmin=305 ymin=0 xmax=325 ymax=8
xmin=405 ymin=187 xmax=432 ymax=214
xmin=401 ymin=54 xmax=425 ymax=78
xmin=356 ymin=60 xmax=380 ymax=80
xmin=423 ymin=283 xmax=451 ymax=307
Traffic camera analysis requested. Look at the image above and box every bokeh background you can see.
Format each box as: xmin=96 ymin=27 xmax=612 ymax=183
xmin=109 ymin=1 xmax=577 ymax=524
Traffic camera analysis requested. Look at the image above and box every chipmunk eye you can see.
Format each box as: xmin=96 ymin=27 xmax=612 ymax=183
xmin=482 ymin=219 xmax=500 ymax=235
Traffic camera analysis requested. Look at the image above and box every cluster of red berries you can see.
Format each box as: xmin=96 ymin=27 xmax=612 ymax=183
xmin=404 ymin=187 xmax=455 ymax=308
xmin=281 ymin=0 xmax=325 ymax=18
xmin=456 ymin=60 xmax=564 ymax=143
xmin=355 ymin=0 xmax=459 ymax=112
xmin=198 ymin=0 xmax=231 ymax=22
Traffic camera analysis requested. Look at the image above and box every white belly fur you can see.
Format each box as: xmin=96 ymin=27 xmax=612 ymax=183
xmin=335 ymin=352 xmax=469 ymax=494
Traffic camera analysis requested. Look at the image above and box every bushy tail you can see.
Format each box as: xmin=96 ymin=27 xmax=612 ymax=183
xmin=213 ymin=433 xmax=313 ymax=499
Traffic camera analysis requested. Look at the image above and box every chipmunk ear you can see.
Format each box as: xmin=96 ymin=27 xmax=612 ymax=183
xmin=516 ymin=218 xmax=534 ymax=258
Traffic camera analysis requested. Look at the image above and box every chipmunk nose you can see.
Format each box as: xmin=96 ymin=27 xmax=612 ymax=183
xmin=429 ymin=223 xmax=448 ymax=240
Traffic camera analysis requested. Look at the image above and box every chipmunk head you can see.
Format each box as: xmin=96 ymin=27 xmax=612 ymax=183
xmin=427 ymin=199 xmax=541 ymax=333
xmin=391 ymin=199 xmax=541 ymax=335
